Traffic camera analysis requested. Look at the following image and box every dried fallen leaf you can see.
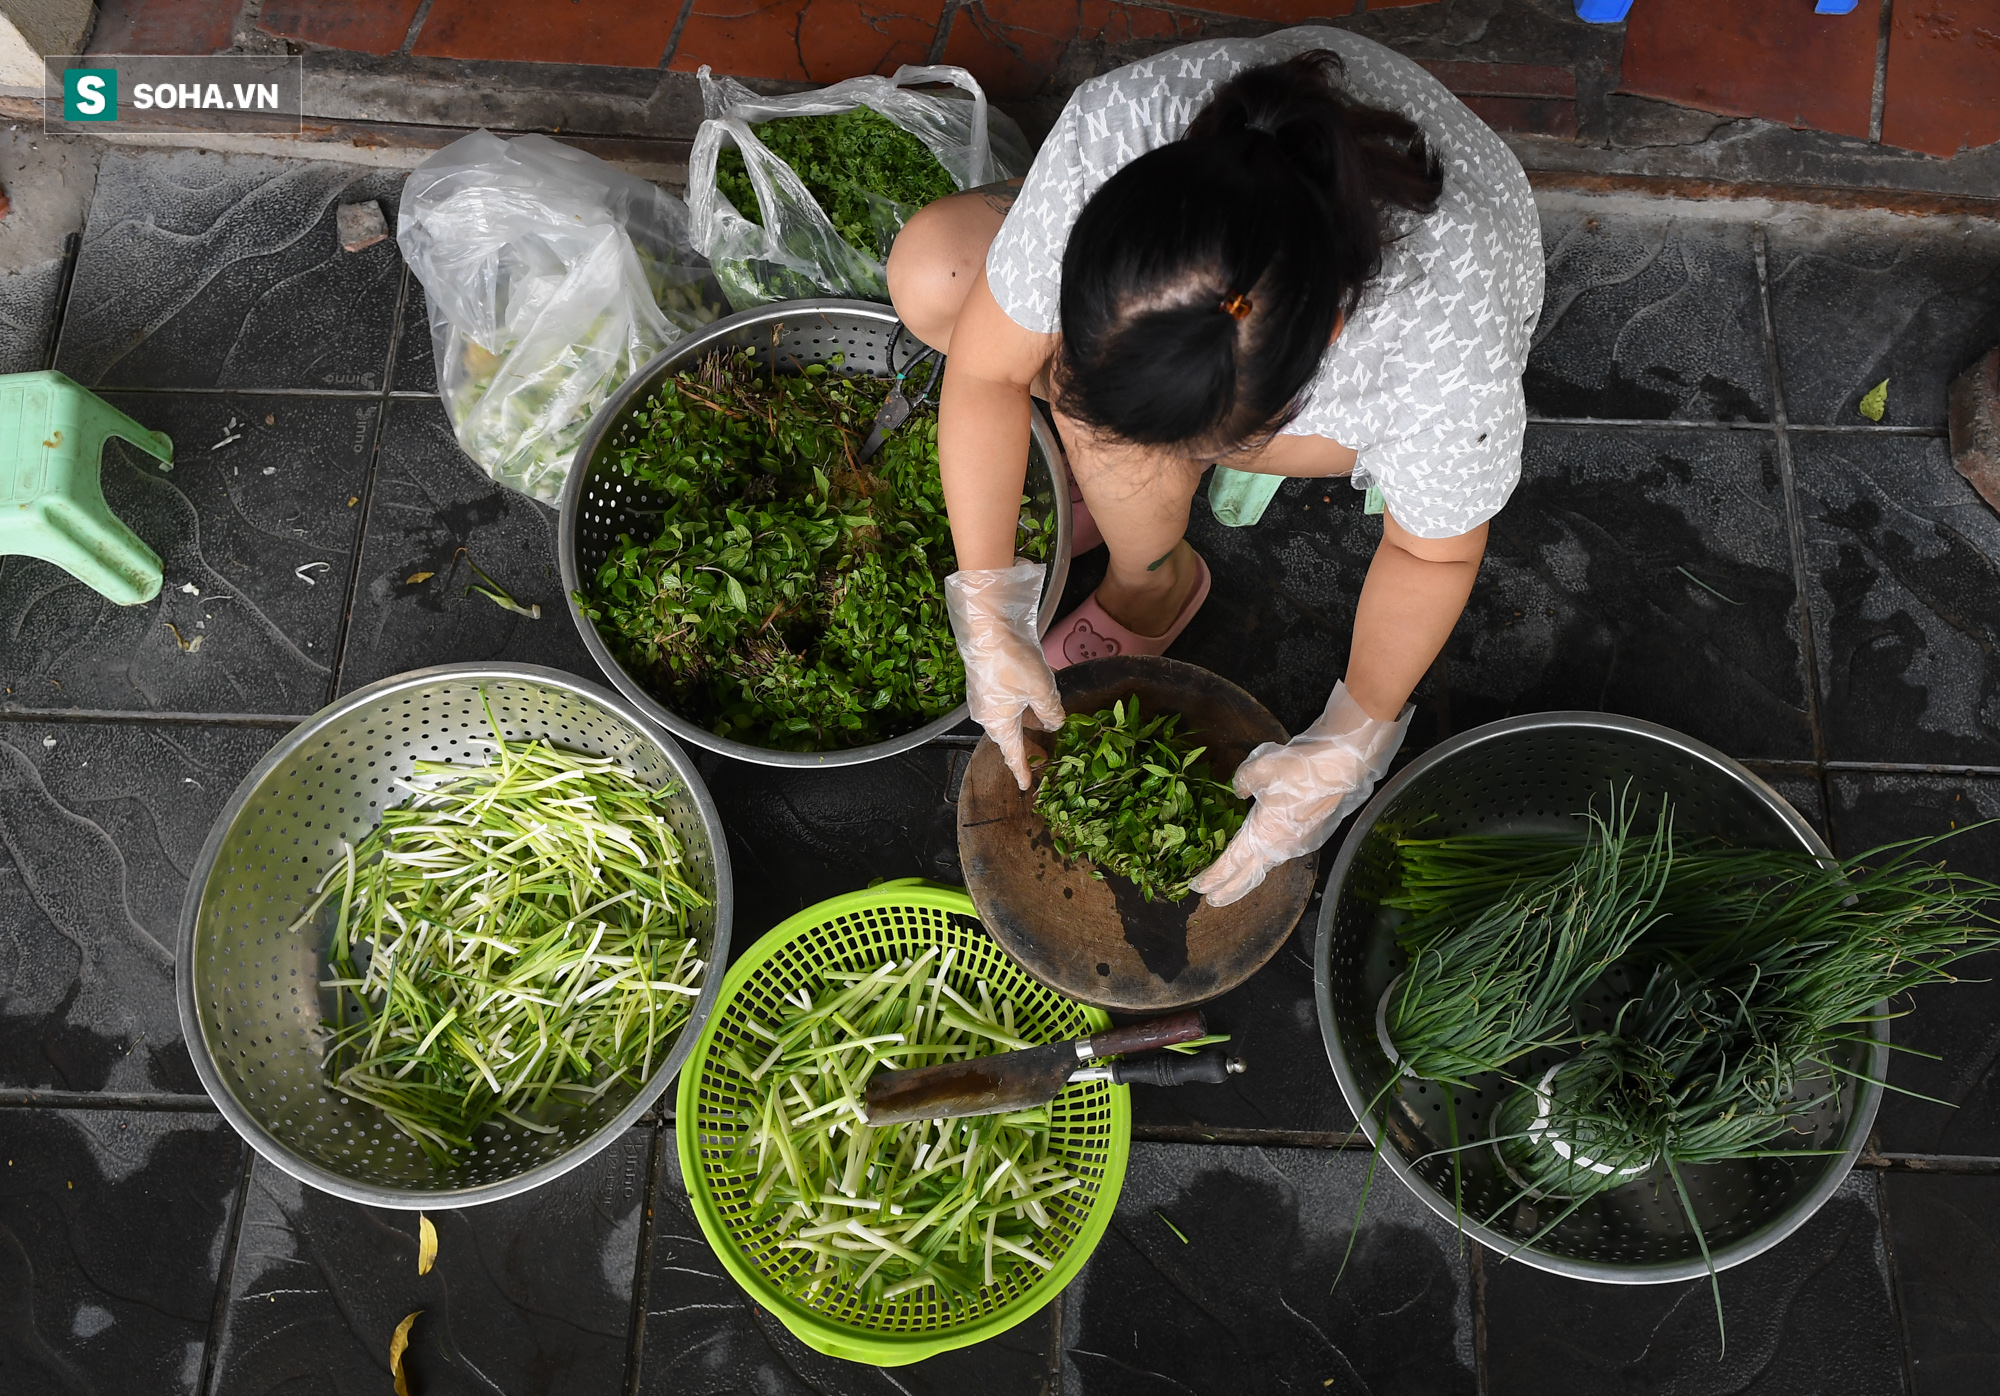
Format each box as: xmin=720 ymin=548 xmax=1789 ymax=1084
xmin=417 ymin=1214 xmax=437 ymax=1276
xmin=390 ymin=1310 xmax=420 ymax=1396
xmin=406 ymin=571 xmax=434 ymax=585
xmin=1859 ymin=378 xmax=1888 ymax=422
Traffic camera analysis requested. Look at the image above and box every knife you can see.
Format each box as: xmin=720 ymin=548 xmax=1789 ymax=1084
xmin=862 ymin=1011 xmax=1240 ymax=1125
xmin=857 ymin=345 xmax=941 ymax=464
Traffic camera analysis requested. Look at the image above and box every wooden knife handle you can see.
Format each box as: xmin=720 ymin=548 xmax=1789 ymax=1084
xmin=1087 ymin=1011 xmax=1206 ymax=1058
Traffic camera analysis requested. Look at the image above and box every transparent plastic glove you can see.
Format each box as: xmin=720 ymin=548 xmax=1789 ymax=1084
xmin=1190 ymin=681 xmax=1413 ymax=908
xmin=945 ymin=560 xmax=1065 ymax=791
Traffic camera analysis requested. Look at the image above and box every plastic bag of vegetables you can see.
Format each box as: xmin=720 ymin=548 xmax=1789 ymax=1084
xmin=397 ymin=130 xmax=722 ymax=502
xmin=687 ymin=64 xmax=1030 ymax=310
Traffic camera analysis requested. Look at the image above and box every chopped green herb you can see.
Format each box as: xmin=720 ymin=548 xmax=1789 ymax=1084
xmin=1155 ymin=1210 xmax=1190 ymax=1245
xmin=722 ymin=948 xmax=1081 ymax=1302
xmin=293 ymin=700 xmax=710 ymax=1166
xmin=1034 ymin=695 xmax=1248 ymax=903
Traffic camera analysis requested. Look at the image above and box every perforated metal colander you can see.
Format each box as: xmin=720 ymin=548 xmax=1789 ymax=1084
xmin=1315 ymin=712 xmax=1885 ymax=1283
xmin=557 ymin=298 xmax=1072 ymax=768
xmin=176 ymin=663 xmax=732 ymax=1207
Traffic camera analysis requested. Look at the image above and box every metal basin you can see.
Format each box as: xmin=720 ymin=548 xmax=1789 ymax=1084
xmin=558 ymin=299 xmax=1072 ymax=767
xmin=1314 ymin=712 xmax=1883 ymax=1283
xmin=177 ymin=663 xmax=733 ymax=1208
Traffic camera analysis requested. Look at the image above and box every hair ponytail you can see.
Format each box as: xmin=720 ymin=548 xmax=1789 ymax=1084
xmin=1055 ymin=50 xmax=1442 ymax=452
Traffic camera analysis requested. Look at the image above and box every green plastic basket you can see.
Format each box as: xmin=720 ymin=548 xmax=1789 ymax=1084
xmin=676 ymin=880 xmax=1130 ymax=1365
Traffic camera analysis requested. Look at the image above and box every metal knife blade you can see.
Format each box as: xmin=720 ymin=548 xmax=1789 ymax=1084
xmin=856 ymin=390 xmax=912 ymax=464
xmin=862 ymin=1042 xmax=1076 ymax=1125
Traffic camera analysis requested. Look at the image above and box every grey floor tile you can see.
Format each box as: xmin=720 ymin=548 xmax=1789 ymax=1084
xmin=0 ymin=394 xmax=373 ymax=716
xmin=1766 ymin=212 xmax=2000 ymax=429
xmin=1485 ymin=1172 xmax=1904 ymax=1395
xmin=0 ymin=1107 xmax=244 ymax=1396
xmin=54 ymin=150 xmax=403 ymax=392
xmin=336 ymin=397 xmax=605 ymax=696
xmin=1529 ymin=211 xmax=1772 ymax=422
xmin=1061 ymin=1142 xmax=1476 ymax=1395
xmin=207 ymin=1129 xmax=650 ymax=1396
xmin=1446 ymin=424 xmax=1814 ymax=759
xmin=0 ymin=258 xmax=63 ymax=375
xmin=1829 ymin=772 xmax=2000 ymax=1159
xmin=0 ymin=720 xmax=281 ymax=1095
xmin=1885 ymin=1172 xmax=2000 ymax=1396
xmin=1793 ymin=433 xmax=2000 ymax=766
xmin=641 ymin=1127 xmax=1055 ymax=1394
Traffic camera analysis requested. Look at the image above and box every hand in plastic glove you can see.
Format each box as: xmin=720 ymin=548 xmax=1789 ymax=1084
xmin=945 ymin=560 xmax=1065 ymax=791
xmin=1190 ymin=681 xmax=1413 ymax=908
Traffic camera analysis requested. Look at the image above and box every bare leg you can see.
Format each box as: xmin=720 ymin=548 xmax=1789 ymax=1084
xmin=1052 ymin=406 xmax=1206 ymax=637
xmin=886 ymin=179 xmax=1022 ymax=354
xmin=891 ymin=176 xmax=1204 ymax=636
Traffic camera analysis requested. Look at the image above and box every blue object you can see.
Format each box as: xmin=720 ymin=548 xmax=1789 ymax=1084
xmin=1814 ymin=0 xmax=1859 ymax=12
xmin=1574 ymin=0 xmax=1635 ymax=20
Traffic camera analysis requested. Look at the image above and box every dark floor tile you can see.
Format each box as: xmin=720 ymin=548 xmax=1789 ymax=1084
xmin=336 ymin=397 xmax=604 ymax=697
xmin=1884 ymin=1171 xmax=2000 ymax=1396
xmin=1447 ymin=424 xmax=1814 ymax=760
xmin=1061 ymin=1141 xmax=1475 ymax=1395
xmin=1766 ymin=213 xmax=2000 ymax=429
xmin=1828 ymin=771 xmax=2000 ymax=1159
xmin=0 ymin=1107 xmax=244 ymax=1396
xmin=1530 ymin=211 xmax=1772 ymax=423
xmin=1485 ymin=1172 xmax=1904 ymax=1396
xmin=1745 ymin=766 xmax=1830 ymax=842
xmin=0 ymin=720 xmax=281 ymax=1095
xmin=700 ymin=745 xmax=964 ymax=951
xmin=208 ymin=1128 xmax=651 ymax=1396
xmin=1793 ymin=433 xmax=2000 ymax=766
xmin=1128 ymin=877 xmax=1354 ymax=1137
xmin=54 ymin=151 xmax=403 ymax=392
xmin=641 ymin=1127 xmax=1055 ymax=1394
xmin=1169 ymin=475 xmax=1448 ymax=751
xmin=0 ymin=394 xmax=371 ymax=716
xmin=0 ymin=259 xmax=63 ymax=375
xmin=391 ymin=277 xmax=437 ymax=395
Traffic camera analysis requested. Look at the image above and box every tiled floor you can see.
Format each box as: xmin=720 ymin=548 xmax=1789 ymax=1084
xmin=1 ymin=143 xmax=1998 ymax=1396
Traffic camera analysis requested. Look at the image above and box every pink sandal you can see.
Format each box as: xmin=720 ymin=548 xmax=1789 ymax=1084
xmin=1042 ymin=552 xmax=1211 ymax=670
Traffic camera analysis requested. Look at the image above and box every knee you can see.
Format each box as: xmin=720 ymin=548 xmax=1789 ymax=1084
xmin=887 ymin=199 xmax=979 ymax=352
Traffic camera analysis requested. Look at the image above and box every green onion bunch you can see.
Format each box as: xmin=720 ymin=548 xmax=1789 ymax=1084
xmin=1372 ymin=795 xmax=2000 ymax=1341
xmin=722 ymin=948 xmax=1082 ymax=1304
xmin=1034 ymin=695 xmax=1248 ymax=903
xmin=294 ymin=716 xmax=710 ymax=1166
xmin=1381 ymin=790 xmax=1677 ymax=1083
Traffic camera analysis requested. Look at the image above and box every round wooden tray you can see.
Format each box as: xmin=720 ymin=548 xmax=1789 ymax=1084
xmin=957 ymin=655 xmax=1317 ymax=1012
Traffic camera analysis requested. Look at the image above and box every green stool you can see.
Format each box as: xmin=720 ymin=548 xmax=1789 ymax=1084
xmin=0 ymin=371 xmax=172 ymax=605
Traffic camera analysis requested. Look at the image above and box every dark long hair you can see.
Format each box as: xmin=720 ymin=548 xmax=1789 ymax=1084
xmin=1053 ymin=50 xmax=1442 ymax=454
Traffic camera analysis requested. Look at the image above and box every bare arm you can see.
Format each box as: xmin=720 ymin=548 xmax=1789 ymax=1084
xmin=1346 ymin=511 xmax=1487 ymax=721
xmin=937 ymin=268 xmax=1058 ymax=572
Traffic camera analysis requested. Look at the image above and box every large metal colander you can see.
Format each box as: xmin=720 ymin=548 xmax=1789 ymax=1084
xmin=1316 ymin=712 xmax=1884 ymax=1283
xmin=557 ymin=299 xmax=1072 ymax=767
xmin=176 ymin=663 xmax=733 ymax=1207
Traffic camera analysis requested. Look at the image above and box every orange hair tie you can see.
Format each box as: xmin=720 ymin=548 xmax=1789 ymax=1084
xmin=1220 ymin=292 xmax=1253 ymax=320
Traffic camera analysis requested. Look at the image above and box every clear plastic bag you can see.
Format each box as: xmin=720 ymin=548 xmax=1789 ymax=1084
xmin=687 ymin=65 xmax=1031 ymax=311
xmin=397 ymin=130 xmax=721 ymax=502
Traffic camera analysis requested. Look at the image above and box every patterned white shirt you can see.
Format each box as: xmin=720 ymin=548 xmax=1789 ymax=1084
xmin=986 ymin=26 xmax=1544 ymax=538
